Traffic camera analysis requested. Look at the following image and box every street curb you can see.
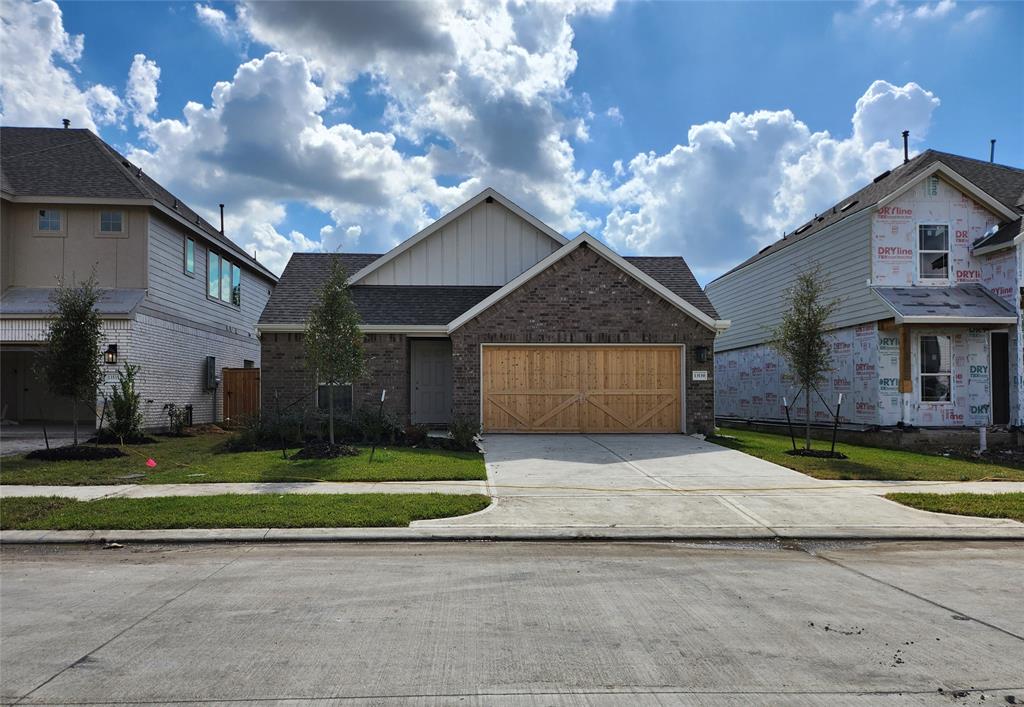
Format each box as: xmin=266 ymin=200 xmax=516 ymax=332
xmin=3 ymin=526 xmax=1024 ymax=544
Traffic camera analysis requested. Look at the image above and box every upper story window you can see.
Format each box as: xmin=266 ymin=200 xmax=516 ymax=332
xmin=919 ymin=335 xmax=952 ymax=402
xmin=99 ymin=210 xmax=124 ymax=233
xmin=207 ymin=250 xmax=241 ymax=306
xmin=918 ymin=224 xmax=949 ymax=281
xmin=185 ymin=238 xmax=195 ymax=274
xmin=37 ymin=209 xmax=62 ymax=232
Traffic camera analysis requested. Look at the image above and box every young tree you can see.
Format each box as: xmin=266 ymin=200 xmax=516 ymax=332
xmin=304 ymin=259 xmax=365 ymax=444
xmin=771 ymin=264 xmax=839 ymax=450
xmin=38 ymin=276 xmax=105 ymax=445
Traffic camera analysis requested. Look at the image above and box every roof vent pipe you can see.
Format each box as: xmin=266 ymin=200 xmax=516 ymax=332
xmin=990 ymin=139 xmax=996 ymax=163
xmin=219 ymin=204 xmax=225 ymax=234
xmin=62 ymin=118 xmax=70 ymax=129
xmin=902 ymin=130 xmax=909 ymax=163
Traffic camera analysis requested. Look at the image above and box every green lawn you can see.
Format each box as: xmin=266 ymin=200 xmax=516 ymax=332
xmin=0 ymin=493 xmax=491 ymax=530
xmin=711 ymin=427 xmax=1024 ymax=482
xmin=886 ymin=493 xmax=1024 ymax=523
xmin=0 ymin=434 xmax=486 ymax=486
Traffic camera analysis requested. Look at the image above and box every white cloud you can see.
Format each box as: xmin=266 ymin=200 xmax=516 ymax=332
xmin=127 ymin=54 xmax=160 ymax=126
xmin=194 ymin=4 xmax=236 ymax=41
xmin=596 ymin=80 xmax=941 ymax=281
xmin=606 ymin=106 xmax=623 ymax=124
xmin=837 ymin=0 xmax=988 ymax=30
xmin=0 ymin=0 xmax=122 ymax=130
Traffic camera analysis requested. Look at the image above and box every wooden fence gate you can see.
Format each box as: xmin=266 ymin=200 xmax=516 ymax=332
xmin=222 ymin=368 xmax=260 ymax=424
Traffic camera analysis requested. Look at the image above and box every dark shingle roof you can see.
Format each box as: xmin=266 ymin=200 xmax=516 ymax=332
xmin=712 ymin=149 xmax=1024 ymax=283
xmin=0 ymin=126 xmax=276 ymax=282
xmin=624 ymin=256 xmax=718 ymax=318
xmin=1 ymin=287 xmax=146 ymax=317
xmin=973 ymin=216 xmax=1022 ymax=251
xmin=260 ymin=250 xmax=718 ymax=326
xmin=873 ymin=285 xmax=1016 ymax=320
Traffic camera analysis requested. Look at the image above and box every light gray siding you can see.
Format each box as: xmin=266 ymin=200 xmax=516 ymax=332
xmin=707 ymin=209 xmax=889 ymax=352
xmin=145 ymin=212 xmax=272 ymax=335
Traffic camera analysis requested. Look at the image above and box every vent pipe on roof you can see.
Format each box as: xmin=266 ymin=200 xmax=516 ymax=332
xmin=902 ymin=130 xmax=910 ymax=163
xmin=990 ymin=139 xmax=996 ymax=163
xmin=219 ymin=204 xmax=225 ymax=234
xmin=61 ymin=118 xmax=70 ymax=129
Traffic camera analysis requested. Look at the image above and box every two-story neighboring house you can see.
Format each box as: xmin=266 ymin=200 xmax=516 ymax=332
xmin=1 ymin=126 xmax=277 ymax=429
xmin=706 ymin=149 xmax=1024 ymax=432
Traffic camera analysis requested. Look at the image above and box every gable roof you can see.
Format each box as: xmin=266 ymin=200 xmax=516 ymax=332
xmin=711 ymin=149 xmax=1024 ymax=283
xmin=448 ymin=233 xmax=727 ymax=333
xmin=259 ymin=247 xmax=721 ymax=330
xmin=346 ymin=187 xmax=568 ymax=285
xmin=0 ymin=126 xmax=277 ymax=282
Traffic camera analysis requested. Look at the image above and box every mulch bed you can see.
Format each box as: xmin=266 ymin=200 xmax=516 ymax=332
xmin=290 ymin=441 xmax=360 ymax=460
xmin=26 ymin=446 xmax=127 ymax=462
xmin=785 ymin=449 xmax=848 ymax=460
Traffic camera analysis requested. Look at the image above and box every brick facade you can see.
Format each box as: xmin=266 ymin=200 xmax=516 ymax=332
xmin=260 ymin=332 xmax=411 ymax=424
xmin=260 ymin=243 xmax=717 ymax=434
xmin=449 ymin=244 xmax=717 ymax=434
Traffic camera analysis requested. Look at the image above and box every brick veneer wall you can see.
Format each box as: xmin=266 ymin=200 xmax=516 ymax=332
xmin=449 ymin=243 xmax=717 ymax=434
xmin=260 ymin=332 xmax=410 ymax=423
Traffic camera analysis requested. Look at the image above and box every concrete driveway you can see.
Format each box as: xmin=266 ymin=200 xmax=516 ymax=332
xmin=414 ymin=434 xmax=1024 ymax=537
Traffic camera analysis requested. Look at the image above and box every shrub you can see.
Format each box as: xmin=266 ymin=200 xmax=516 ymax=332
xmin=404 ymin=424 xmax=429 ymax=447
xmin=353 ymin=406 xmax=403 ymax=445
xmin=162 ymin=403 xmax=190 ymax=436
xmin=107 ymin=362 xmax=143 ymax=441
xmin=225 ymin=410 xmax=304 ymax=452
xmin=448 ymin=418 xmax=480 ymax=452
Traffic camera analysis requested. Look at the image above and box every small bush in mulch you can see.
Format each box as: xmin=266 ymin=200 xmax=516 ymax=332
xmin=87 ymin=431 xmax=158 ymax=445
xmin=26 ymin=446 xmax=127 ymax=462
xmin=290 ymin=441 xmax=360 ymax=460
xmin=785 ymin=449 xmax=848 ymax=460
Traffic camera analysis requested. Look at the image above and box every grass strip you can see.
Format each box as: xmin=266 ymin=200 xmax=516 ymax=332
xmin=0 ymin=434 xmax=486 ymax=486
xmin=712 ymin=427 xmax=1024 ymax=482
xmin=885 ymin=492 xmax=1024 ymax=523
xmin=0 ymin=493 xmax=491 ymax=530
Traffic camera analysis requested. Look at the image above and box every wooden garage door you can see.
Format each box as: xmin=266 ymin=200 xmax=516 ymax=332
xmin=482 ymin=346 xmax=682 ymax=433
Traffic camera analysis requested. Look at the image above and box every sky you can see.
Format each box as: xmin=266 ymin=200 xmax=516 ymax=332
xmin=1 ymin=0 xmax=1021 ymax=283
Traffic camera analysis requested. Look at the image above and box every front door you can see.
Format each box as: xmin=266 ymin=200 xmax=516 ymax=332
xmin=410 ymin=339 xmax=453 ymax=425
xmin=991 ymin=332 xmax=1010 ymax=425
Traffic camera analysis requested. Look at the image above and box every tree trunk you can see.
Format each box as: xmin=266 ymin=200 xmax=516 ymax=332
xmin=328 ymin=384 xmax=335 ymax=445
xmin=805 ymin=387 xmax=812 ymax=450
xmin=72 ymin=401 xmax=79 ymax=446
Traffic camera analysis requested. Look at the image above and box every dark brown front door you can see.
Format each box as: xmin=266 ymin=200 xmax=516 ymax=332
xmin=991 ymin=332 xmax=1010 ymax=425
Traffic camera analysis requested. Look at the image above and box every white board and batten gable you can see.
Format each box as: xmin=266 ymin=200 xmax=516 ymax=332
xmin=349 ymin=189 xmax=566 ymax=287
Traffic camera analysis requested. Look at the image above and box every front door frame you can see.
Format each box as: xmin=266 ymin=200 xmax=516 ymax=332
xmin=478 ymin=343 xmax=687 ymax=434
xmin=409 ymin=338 xmax=454 ymax=425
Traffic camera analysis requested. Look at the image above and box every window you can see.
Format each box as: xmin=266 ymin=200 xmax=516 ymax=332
xmin=243 ymin=359 xmax=254 ymax=369
xmin=37 ymin=209 xmax=61 ymax=232
xmin=919 ymin=335 xmax=951 ymax=402
xmin=185 ymin=238 xmax=195 ymax=274
xmin=207 ymin=251 xmax=241 ymax=306
xmin=317 ymin=383 xmax=353 ymax=415
xmin=918 ymin=224 xmax=949 ymax=281
xmin=231 ymin=264 xmax=241 ymax=305
xmin=99 ymin=210 xmax=123 ymax=233
xmin=208 ymin=250 xmax=220 ymax=297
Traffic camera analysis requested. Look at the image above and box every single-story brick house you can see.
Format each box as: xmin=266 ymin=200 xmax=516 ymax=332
xmin=257 ymin=189 xmax=729 ymax=434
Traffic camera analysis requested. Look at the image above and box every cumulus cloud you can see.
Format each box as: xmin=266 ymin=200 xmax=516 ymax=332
xmin=194 ymin=3 xmax=238 ymax=41
xmin=836 ymin=0 xmax=985 ymax=30
xmin=597 ymin=80 xmax=940 ymax=282
xmin=127 ymin=54 xmax=160 ymax=126
xmin=0 ymin=0 xmax=122 ymax=130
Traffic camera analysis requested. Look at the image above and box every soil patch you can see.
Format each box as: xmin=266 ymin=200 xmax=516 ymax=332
xmin=786 ymin=449 xmax=848 ymax=460
xmin=86 ymin=431 xmax=158 ymax=445
xmin=291 ymin=441 xmax=360 ymax=460
xmin=26 ymin=446 xmax=127 ymax=462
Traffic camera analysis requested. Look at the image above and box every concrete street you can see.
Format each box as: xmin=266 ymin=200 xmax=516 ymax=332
xmin=1 ymin=541 xmax=1022 ymax=705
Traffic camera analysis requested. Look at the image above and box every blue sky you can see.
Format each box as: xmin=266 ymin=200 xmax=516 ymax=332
xmin=2 ymin=0 xmax=1021 ymax=281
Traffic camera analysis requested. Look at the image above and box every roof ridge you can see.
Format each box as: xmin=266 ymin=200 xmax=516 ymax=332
xmin=931 ymin=149 xmax=1024 ymax=174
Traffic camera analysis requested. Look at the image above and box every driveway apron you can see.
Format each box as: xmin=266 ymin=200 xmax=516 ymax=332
xmin=413 ymin=434 xmax=1023 ymax=535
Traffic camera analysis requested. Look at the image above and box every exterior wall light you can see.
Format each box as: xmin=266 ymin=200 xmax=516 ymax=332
xmin=694 ymin=345 xmax=709 ymax=363
xmin=104 ymin=344 xmax=118 ymax=365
